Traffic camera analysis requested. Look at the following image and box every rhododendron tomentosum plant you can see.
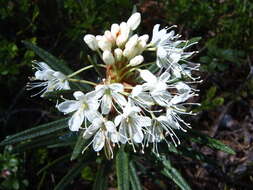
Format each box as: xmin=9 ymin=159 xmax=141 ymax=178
xmin=32 ymin=12 xmax=201 ymax=158
xmin=1 ymin=10 xmax=235 ymax=190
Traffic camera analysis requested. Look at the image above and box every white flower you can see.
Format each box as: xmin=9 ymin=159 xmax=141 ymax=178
xmin=27 ymin=62 xmax=70 ymax=97
xmin=83 ymin=34 xmax=99 ymax=51
xmin=139 ymin=69 xmax=171 ymax=106
xmin=83 ymin=115 xmax=117 ymax=153
xmin=115 ymin=103 xmax=151 ymax=145
xmin=127 ymin=12 xmax=141 ymax=31
xmin=129 ymin=85 xmax=154 ymax=108
xmin=150 ymin=24 xmax=197 ymax=77
xmin=102 ymin=50 xmax=115 ymax=65
xmin=57 ymin=91 xmax=99 ymax=131
xmin=94 ymin=83 xmax=127 ymax=114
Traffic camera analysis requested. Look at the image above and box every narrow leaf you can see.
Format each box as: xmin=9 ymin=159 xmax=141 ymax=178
xmin=37 ymin=154 xmax=71 ymax=175
xmin=54 ymin=157 xmax=89 ymax=190
xmin=71 ymin=132 xmax=87 ymax=161
xmin=92 ymin=164 xmax=108 ymax=190
xmin=183 ymin=130 xmax=235 ymax=154
xmin=1 ymin=118 xmax=69 ymax=146
xmin=129 ymin=161 xmax=142 ymax=190
xmin=23 ymin=41 xmax=73 ymax=75
xmin=116 ymin=146 xmax=129 ymax=190
xmin=157 ymin=155 xmax=191 ymax=190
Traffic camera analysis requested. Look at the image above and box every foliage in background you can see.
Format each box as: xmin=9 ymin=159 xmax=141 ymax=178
xmin=0 ymin=146 xmax=28 ymax=190
xmin=0 ymin=0 xmax=252 ymax=189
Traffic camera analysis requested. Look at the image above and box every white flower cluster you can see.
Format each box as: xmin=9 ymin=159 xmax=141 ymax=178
xmin=29 ymin=12 xmax=200 ymax=158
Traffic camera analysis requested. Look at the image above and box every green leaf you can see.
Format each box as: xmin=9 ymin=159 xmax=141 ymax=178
xmin=206 ymin=86 xmax=217 ymax=100
xmin=129 ymin=161 xmax=142 ymax=190
xmin=188 ymin=37 xmax=202 ymax=44
xmin=37 ymin=154 xmax=71 ymax=175
xmin=71 ymin=132 xmax=87 ymax=161
xmin=116 ymin=146 xmax=129 ymax=190
xmin=12 ymin=132 xmax=67 ymax=152
xmin=182 ymin=130 xmax=235 ymax=154
xmin=162 ymin=143 xmax=217 ymax=166
xmin=193 ymin=131 xmax=236 ymax=154
xmin=92 ymin=164 xmax=108 ymax=190
xmin=157 ymin=155 xmax=191 ymax=190
xmin=23 ymin=41 xmax=73 ymax=75
xmin=0 ymin=118 xmax=69 ymax=146
xmin=54 ymin=158 xmax=87 ymax=190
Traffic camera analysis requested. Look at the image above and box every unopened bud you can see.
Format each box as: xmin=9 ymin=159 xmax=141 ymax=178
xmin=98 ymin=37 xmax=112 ymax=51
xmin=83 ymin=34 xmax=98 ymax=51
xmin=114 ymin=48 xmax=123 ymax=62
xmin=123 ymin=46 xmax=138 ymax=59
xmin=103 ymin=50 xmax=115 ymax=65
xmin=111 ymin=23 xmax=120 ymax=39
xmin=127 ymin=12 xmax=141 ymax=31
xmin=125 ymin=34 xmax=138 ymax=49
xmin=104 ymin=30 xmax=115 ymax=44
xmin=139 ymin=34 xmax=149 ymax=43
xmin=129 ymin=55 xmax=144 ymax=66
xmin=116 ymin=22 xmax=130 ymax=47
xmin=96 ymin=35 xmax=103 ymax=41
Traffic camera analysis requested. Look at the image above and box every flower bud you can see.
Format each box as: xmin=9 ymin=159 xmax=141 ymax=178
xmin=125 ymin=34 xmax=138 ymax=49
xmin=116 ymin=22 xmax=130 ymax=47
xmin=104 ymin=30 xmax=115 ymax=44
xmin=103 ymin=50 xmax=115 ymax=65
xmin=139 ymin=34 xmax=149 ymax=43
xmin=127 ymin=12 xmax=141 ymax=31
xmin=98 ymin=37 xmax=112 ymax=51
xmin=114 ymin=48 xmax=123 ymax=62
xmin=83 ymin=34 xmax=98 ymax=51
xmin=96 ymin=35 xmax=103 ymax=41
xmin=111 ymin=23 xmax=120 ymax=39
xmin=129 ymin=55 xmax=144 ymax=67
xmin=123 ymin=46 xmax=138 ymax=59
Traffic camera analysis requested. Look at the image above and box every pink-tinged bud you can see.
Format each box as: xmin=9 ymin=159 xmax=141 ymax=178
xmin=83 ymin=34 xmax=98 ymax=51
xmin=103 ymin=50 xmax=115 ymax=65
xmin=125 ymin=34 xmax=138 ymax=49
xmin=111 ymin=23 xmax=120 ymax=39
xmin=127 ymin=12 xmax=141 ymax=31
xmin=104 ymin=30 xmax=115 ymax=44
xmin=98 ymin=37 xmax=112 ymax=51
xmin=116 ymin=22 xmax=130 ymax=47
xmin=129 ymin=55 xmax=144 ymax=66
xmin=114 ymin=48 xmax=123 ymax=62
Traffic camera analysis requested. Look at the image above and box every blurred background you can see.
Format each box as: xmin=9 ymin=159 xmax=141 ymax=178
xmin=0 ymin=0 xmax=252 ymax=189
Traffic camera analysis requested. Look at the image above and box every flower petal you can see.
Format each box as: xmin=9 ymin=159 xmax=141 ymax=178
xmin=101 ymin=94 xmax=112 ymax=114
xmin=57 ymin=100 xmax=79 ymax=114
xmin=68 ymin=109 xmax=84 ymax=131
xmin=109 ymin=83 xmax=124 ymax=92
xmin=112 ymin=92 xmax=127 ymax=107
xmin=73 ymin=91 xmax=85 ymax=100
xmin=139 ymin=69 xmax=157 ymax=83
xmin=92 ymin=131 xmax=105 ymax=152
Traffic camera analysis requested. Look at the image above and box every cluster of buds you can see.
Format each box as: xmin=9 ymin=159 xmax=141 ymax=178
xmin=28 ymin=12 xmax=200 ymax=159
